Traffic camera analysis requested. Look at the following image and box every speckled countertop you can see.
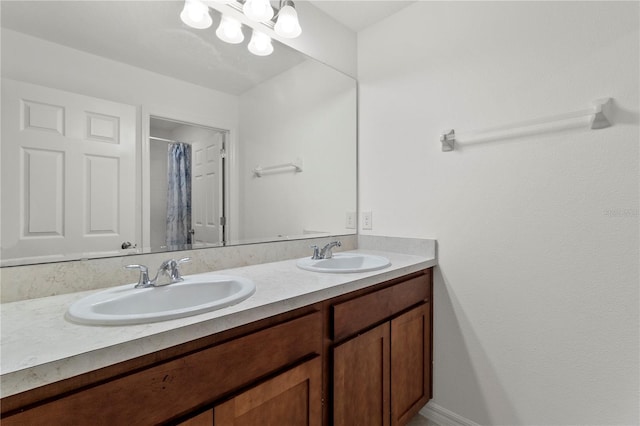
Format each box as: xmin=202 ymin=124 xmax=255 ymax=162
xmin=0 ymin=248 xmax=436 ymax=398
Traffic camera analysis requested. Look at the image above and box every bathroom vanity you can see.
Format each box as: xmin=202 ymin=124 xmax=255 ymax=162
xmin=0 ymin=250 xmax=435 ymax=425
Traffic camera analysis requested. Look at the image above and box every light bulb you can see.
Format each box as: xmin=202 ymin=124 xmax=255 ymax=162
xmin=248 ymin=30 xmax=274 ymax=56
xmin=215 ymin=15 xmax=244 ymax=44
xmin=180 ymin=0 xmax=212 ymax=29
xmin=188 ymin=7 xmax=202 ymax=21
xmin=243 ymin=0 xmax=274 ymax=23
xmin=274 ymin=2 xmax=301 ymax=38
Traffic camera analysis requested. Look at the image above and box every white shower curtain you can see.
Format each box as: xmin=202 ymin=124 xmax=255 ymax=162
xmin=166 ymin=142 xmax=192 ymax=249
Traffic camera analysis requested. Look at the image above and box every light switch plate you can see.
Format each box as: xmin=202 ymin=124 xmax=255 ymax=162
xmin=362 ymin=211 xmax=372 ymax=230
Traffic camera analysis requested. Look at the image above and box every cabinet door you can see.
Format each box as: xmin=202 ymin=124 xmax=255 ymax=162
xmin=391 ymin=303 xmax=431 ymax=426
xmin=179 ymin=410 xmax=213 ymax=426
xmin=213 ymin=357 xmax=321 ymax=426
xmin=333 ymin=322 xmax=391 ymax=426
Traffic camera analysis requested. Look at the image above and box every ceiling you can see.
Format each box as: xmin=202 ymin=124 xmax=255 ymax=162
xmin=307 ymin=0 xmax=414 ymax=32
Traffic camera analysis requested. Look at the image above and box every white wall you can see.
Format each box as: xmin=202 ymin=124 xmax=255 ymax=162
xmin=358 ymin=2 xmax=639 ymax=425
xmin=281 ymin=1 xmax=357 ymax=77
xmin=238 ymin=59 xmax=357 ymax=241
xmin=149 ymin=133 xmax=171 ymax=250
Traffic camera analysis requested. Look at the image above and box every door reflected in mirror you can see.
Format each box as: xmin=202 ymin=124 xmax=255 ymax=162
xmin=149 ymin=117 xmax=227 ymax=252
xmin=0 ymin=1 xmax=357 ymax=266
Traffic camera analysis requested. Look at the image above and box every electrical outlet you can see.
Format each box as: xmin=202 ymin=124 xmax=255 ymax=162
xmin=345 ymin=212 xmax=356 ymax=229
xmin=362 ymin=211 xmax=372 ymax=230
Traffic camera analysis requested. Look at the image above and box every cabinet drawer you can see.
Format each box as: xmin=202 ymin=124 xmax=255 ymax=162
xmin=332 ymin=272 xmax=430 ymax=341
xmin=2 ymin=311 xmax=322 ymax=426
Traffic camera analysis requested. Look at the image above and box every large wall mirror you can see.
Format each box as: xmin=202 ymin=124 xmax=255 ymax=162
xmin=0 ymin=1 xmax=357 ymax=267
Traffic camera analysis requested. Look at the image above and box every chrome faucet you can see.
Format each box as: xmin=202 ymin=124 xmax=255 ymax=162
xmin=310 ymin=240 xmax=342 ymax=260
xmin=320 ymin=240 xmax=341 ymax=259
xmin=155 ymin=258 xmax=191 ymax=286
xmin=125 ymin=257 xmax=191 ymax=288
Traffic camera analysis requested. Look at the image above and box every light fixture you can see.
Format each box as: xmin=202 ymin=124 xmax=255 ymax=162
xmin=183 ymin=0 xmax=303 ymax=57
xmin=248 ymin=30 xmax=274 ymax=56
xmin=274 ymin=0 xmax=301 ymax=38
xmin=243 ymin=0 xmax=274 ymax=23
xmin=216 ymin=15 xmax=244 ymax=44
xmin=180 ymin=0 xmax=212 ymax=29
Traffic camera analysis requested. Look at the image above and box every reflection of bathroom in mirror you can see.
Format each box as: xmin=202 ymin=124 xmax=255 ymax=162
xmin=0 ymin=0 xmax=357 ymax=266
xmin=149 ymin=117 xmax=227 ymax=252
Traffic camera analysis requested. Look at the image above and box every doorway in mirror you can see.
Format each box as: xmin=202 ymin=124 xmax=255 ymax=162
xmin=149 ymin=117 xmax=227 ymax=252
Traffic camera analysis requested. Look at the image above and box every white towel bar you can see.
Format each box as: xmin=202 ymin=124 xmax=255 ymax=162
xmin=253 ymin=159 xmax=303 ymax=177
xmin=440 ymin=98 xmax=612 ymax=152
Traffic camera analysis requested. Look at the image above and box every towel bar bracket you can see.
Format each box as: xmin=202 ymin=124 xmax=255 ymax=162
xmin=440 ymin=129 xmax=455 ymax=152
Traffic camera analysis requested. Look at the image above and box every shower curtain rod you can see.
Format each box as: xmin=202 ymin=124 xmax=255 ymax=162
xmin=150 ymin=136 xmax=181 ymax=144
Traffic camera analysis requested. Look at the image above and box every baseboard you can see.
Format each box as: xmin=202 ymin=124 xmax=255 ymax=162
xmin=420 ymin=402 xmax=481 ymax=426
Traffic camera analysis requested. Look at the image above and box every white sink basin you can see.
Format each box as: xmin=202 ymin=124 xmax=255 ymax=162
xmin=296 ymin=253 xmax=391 ymax=273
xmin=66 ymin=274 xmax=256 ymax=326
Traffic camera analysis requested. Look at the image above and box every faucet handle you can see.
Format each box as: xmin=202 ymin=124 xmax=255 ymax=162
xmin=125 ymin=264 xmax=151 ymax=288
xmin=157 ymin=257 xmax=191 ymax=285
xmin=172 ymin=257 xmax=191 ymax=282
xmin=309 ymin=245 xmax=321 ymax=260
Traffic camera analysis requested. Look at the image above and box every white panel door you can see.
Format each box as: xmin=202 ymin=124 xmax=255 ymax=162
xmin=1 ymin=79 xmax=137 ymax=264
xmin=192 ymin=133 xmax=222 ymax=245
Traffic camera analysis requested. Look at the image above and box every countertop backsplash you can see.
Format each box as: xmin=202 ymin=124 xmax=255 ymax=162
xmin=0 ymin=235 xmax=358 ymax=303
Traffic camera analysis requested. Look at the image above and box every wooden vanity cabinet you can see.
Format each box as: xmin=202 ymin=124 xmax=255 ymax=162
xmin=177 ymin=410 xmax=214 ymax=426
xmin=1 ymin=309 xmax=322 ymax=426
xmin=330 ymin=270 xmax=432 ymax=426
xmin=1 ymin=268 xmax=432 ymax=426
